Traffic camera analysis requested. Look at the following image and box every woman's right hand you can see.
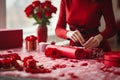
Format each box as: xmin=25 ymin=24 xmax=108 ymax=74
xmin=66 ymin=30 xmax=85 ymax=45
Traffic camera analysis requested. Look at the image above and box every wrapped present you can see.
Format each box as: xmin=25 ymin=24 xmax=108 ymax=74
xmin=103 ymin=51 xmax=120 ymax=67
xmin=25 ymin=35 xmax=37 ymax=51
xmin=0 ymin=29 xmax=23 ymax=49
xmin=45 ymin=45 xmax=103 ymax=59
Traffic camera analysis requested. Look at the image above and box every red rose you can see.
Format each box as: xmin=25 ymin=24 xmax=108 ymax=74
xmin=50 ymin=5 xmax=57 ymax=13
xmin=40 ymin=3 xmax=46 ymax=9
xmin=45 ymin=10 xmax=52 ymax=18
xmin=32 ymin=0 xmax=41 ymax=7
xmin=36 ymin=12 xmax=42 ymax=19
xmin=25 ymin=59 xmax=37 ymax=68
xmin=11 ymin=53 xmax=21 ymax=60
xmin=23 ymin=56 xmax=33 ymax=67
xmin=1 ymin=59 xmax=12 ymax=69
xmin=24 ymin=4 xmax=34 ymax=17
xmin=23 ymin=56 xmax=33 ymax=62
xmin=44 ymin=1 xmax=51 ymax=6
xmin=41 ymin=1 xmax=51 ymax=9
xmin=23 ymin=56 xmax=38 ymax=69
xmin=10 ymin=53 xmax=21 ymax=66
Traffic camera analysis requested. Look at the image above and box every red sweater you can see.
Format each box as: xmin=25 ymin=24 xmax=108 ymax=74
xmin=55 ymin=0 xmax=117 ymax=51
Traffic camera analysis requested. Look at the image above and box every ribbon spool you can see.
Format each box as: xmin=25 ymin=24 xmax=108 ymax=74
xmin=103 ymin=51 xmax=120 ymax=67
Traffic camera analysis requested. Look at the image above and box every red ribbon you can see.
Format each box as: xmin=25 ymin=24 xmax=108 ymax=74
xmin=25 ymin=35 xmax=37 ymax=41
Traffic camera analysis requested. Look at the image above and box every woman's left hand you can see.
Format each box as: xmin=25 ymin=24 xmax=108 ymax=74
xmin=83 ymin=34 xmax=103 ymax=49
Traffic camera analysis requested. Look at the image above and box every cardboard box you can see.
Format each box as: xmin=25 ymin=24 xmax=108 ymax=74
xmin=0 ymin=29 xmax=23 ymax=49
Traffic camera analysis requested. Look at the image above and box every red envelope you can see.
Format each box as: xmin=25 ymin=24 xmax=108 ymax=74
xmin=0 ymin=29 xmax=23 ymax=49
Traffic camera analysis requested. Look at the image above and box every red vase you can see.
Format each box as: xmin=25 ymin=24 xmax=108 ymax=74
xmin=37 ymin=25 xmax=48 ymax=43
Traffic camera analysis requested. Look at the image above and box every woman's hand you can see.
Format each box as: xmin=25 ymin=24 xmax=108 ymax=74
xmin=83 ymin=34 xmax=103 ymax=49
xmin=66 ymin=30 xmax=85 ymax=45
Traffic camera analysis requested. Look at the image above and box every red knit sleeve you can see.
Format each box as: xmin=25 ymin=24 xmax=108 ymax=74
xmin=100 ymin=0 xmax=117 ymax=39
xmin=55 ymin=0 xmax=68 ymax=39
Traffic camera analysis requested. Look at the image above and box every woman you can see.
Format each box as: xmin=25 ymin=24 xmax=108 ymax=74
xmin=55 ymin=0 xmax=117 ymax=52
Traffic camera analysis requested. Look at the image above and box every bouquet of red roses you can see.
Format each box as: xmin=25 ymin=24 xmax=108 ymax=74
xmin=24 ymin=0 xmax=57 ymax=26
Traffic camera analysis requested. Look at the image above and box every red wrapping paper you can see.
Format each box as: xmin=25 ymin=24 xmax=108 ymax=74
xmin=45 ymin=45 xmax=103 ymax=59
xmin=103 ymin=51 xmax=120 ymax=67
xmin=57 ymin=46 xmax=86 ymax=59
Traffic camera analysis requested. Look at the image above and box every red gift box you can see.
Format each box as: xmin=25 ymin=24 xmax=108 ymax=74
xmin=103 ymin=51 xmax=120 ymax=67
xmin=0 ymin=29 xmax=23 ymax=49
xmin=25 ymin=35 xmax=37 ymax=51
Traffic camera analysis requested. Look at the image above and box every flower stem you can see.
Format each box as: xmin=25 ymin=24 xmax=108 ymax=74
xmin=32 ymin=13 xmax=40 ymax=25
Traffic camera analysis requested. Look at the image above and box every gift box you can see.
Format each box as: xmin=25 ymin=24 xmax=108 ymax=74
xmin=0 ymin=29 xmax=23 ymax=49
xmin=25 ymin=35 xmax=37 ymax=51
xmin=103 ymin=51 xmax=120 ymax=67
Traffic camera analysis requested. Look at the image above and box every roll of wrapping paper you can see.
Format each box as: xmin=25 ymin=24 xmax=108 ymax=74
xmin=45 ymin=45 xmax=101 ymax=59
xmin=46 ymin=45 xmax=103 ymax=59
xmin=58 ymin=46 xmax=87 ymax=59
xmin=103 ymin=51 xmax=120 ymax=67
xmin=25 ymin=35 xmax=37 ymax=51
